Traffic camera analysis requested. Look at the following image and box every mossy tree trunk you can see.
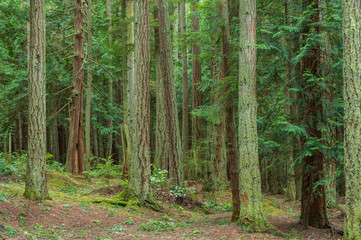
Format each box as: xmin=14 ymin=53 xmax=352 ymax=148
xmin=343 ymin=0 xmax=361 ymax=238
xmin=156 ymin=0 xmax=183 ymax=186
xmin=238 ymin=0 xmax=272 ymax=231
xmin=24 ymin=0 xmax=50 ymax=200
xmin=128 ymin=0 xmax=152 ymax=203
xmin=66 ymin=0 xmax=85 ymax=174
xmin=85 ymin=0 xmax=93 ymax=171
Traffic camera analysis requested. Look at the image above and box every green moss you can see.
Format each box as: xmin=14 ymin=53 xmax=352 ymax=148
xmin=262 ymin=199 xmax=285 ymax=216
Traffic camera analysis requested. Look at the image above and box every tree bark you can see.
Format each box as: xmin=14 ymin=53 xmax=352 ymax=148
xmin=343 ymin=0 xmax=361 ymax=238
xmin=156 ymin=0 xmax=184 ymax=186
xmin=300 ymin=0 xmax=328 ymax=230
xmin=128 ymin=0 xmax=152 ymax=202
xmin=85 ymin=0 xmax=93 ymax=170
xmin=105 ymin=0 xmax=113 ymax=158
xmin=24 ymin=0 xmax=50 ymax=200
xmin=238 ymin=0 xmax=272 ymax=231
xmin=66 ymin=0 xmax=85 ymax=174
xmin=191 ymin=2 xmax=203 ymax=168
xmin=180 ymin=1 xmax=189 ymax=171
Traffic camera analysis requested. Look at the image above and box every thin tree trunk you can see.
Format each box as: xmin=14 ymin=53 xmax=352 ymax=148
xmin=157 ymin=0 xmax=184 ymax=186
xmin=191 ymin=2 xmax=203 ymax=169
xmin=85 ymin=0 xmax=93 ymax=170
xmin=284 ymin=0 xmax=296 ymax=201
xmin=24 ymin=0 xmax=50 ymax=200
xmin=180 ymin=1 xmax=189 ymax=170
xmin=66 ymin=0 xmax=85 ymax=174
xmin=106 ymin=0 xmax=113 ymax=158
xmin=343 ymin=0 xmax=361 ymax=238
xmin=221 ymin=0 xmax=239 ymax=222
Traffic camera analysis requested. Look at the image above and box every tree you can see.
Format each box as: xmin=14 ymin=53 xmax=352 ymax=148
xmin=85 ymin=0 xmax=93 ymax=171
xmin=128 ymin=0 xmax=152 ymax=202
xmin=24 ymin=0 xmax=50 ymax=200
xmin=343 ymin=0 xmax=361 ymax=238
xmin=220 ymin=0 xmax=239 ymax=222
xmin=156 ymin=0 xmax=183 ymax=186
xmin=180 ymin=0 xmax=189 ymax=168
xmin=66 ymin=0 xmax=85 ymax=174
xmin=238 ymin=0 xmax=273 ymax=232
xmin=300 ymin=0 xmax=328 ymax=229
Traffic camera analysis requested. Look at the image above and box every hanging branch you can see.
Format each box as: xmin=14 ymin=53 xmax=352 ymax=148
xmin=92 ymin=60 xmax=121 ymax=89
xmin=48 ymin=44 xmax=73 ymax=56
xmin=49 ymin=101 xmax=71 ymax=121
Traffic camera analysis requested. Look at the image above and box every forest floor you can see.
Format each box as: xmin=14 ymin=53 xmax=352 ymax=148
xmin=0 ymin=171 xmax=343 ymax=240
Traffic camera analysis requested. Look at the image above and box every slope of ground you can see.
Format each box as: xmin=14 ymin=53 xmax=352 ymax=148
xmin=0 ymin=172 xmax=343 ymax=239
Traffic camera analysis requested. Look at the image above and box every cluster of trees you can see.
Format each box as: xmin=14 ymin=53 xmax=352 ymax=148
xmin=1 ymin=0 xmax=361 ymax=237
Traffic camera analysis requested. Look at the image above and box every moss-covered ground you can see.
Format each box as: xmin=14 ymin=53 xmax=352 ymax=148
xmin=0 ymin=171 xmax=344 ymax=239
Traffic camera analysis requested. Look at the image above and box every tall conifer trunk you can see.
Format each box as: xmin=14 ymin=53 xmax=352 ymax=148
xmin=238 ymin=0 xmax=274 ymax=231
xmin=221 ymin=0 xmax=240 ymax=222
xmin=128 ymin=0 xmax=151 ymax=202
xmin=67 ymin=0 xmax=85 ymax=174
xmin=24 ymin=0 xmax=50 ymax=200
xmin=156 ymin=0 xmax=183 ymax=186
xmin=343 ymin=0 xmax=361 ymax=238
xmin=300 ymin=0 xmax=328 ymax=229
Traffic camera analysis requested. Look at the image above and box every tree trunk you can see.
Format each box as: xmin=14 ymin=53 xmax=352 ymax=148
xmin=343 ymin=0 xmax=361 ymax=238
xmin=238 ymin=0 xmax=272 ymax=231
xmin=300 ymin=0 xmax=328 ymax=230
xmin=180 ymin=1 xmax=189 ymax=172
xmin=24 ymin=0 xmax=50 ymax=200
xmin=85 ymin=0 xmax=93 ymax=171
xmin=128 ymin=0 xmax=152 ymax=202
xmin=66 ymin=0 xmax=85 ymax=174
xmin=221 ymin=0 xmax=240 ymax=221
xmin=50 ymin=118 xmax=60 ymax=163
xmin=284 ymin=0 xmax=296 ymax=201
xmin=157 ymin=0 xmax=184 ymax=186
xmin=105 ymin=0 xmax=113 ymax=158
xmin=191 ymin=2 xmax=203 ymax=170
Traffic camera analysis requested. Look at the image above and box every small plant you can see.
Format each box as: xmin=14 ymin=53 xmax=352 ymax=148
xmin=92 ymin=220 xmax=102 ymax=225
xmin=60 ymin=186 xmax=78 ymax=195
xmin=42 ymin=207 xmax=50 ymax=211
xmin=108 ymin=225 xmax=125 ymax=231
xmin=63 ymin=204 xmax=73 ymax=208
xmin=90 ymin=156 xmax=122 ymax=182
xmin=122 ymin=219 xmax=134 ymax=225
xmin=169 ymin=184 xmax=195 ymax=199
xmin=80 ymin=202 xmax=89 ymax=207
xmin=150 ymin=166 xmax=168 ymax=190
xmin=33 ymin=223 xmax=44 ymax=230
xmin=139 ymin=220 xmax=175 ymax=232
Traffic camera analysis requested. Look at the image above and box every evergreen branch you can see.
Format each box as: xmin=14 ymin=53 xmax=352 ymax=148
xmin=48 ymin=45 xmax=72 ymax=56
xmin=49 ymin=101 xmax=71 ymax=121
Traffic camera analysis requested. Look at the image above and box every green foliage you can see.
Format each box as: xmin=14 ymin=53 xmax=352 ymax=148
xmin=90 ymin=156 xmax=122 ymax=179
xmin=139 ymin=220 xmax=175 ymax=232
xmin=150 ymin=166 xmax=168 ymax=190
xmin=169 ymin=185 xmax=195 ymax=199
xmin=107 ymin=225 xmax=125 ymax=231
xmin=122 ymin=219 xmax=134 ymax=225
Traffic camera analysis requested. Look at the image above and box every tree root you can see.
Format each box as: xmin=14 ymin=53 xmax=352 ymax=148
xmin=239 ymin=216 xmax=287 ymax=238
xmin=92 ymin=186 xmax=162 ymax=212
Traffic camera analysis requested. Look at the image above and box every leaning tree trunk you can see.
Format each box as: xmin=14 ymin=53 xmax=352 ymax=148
xmin=300 ymin=0 xmax=328 ymax=230
xmin=24 ymin=0 xmax=50 ymax=200
xmin=128 ymin=0 xmax=152 ymax=203
xmin=66 ymin=0 xmax=85 ymax=174
xmin=238 ymin=0 xmax=275 ymax=232
xmin=156 ymin=0 xmax=183 ymax=186
xmin=343 ymin=0 xmax=361 ymax=238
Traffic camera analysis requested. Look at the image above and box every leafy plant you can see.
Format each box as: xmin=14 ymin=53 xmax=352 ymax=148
xmin=139 ymin=220 xmax=175 ymax=232
xmin=150 ymin=165 xmax=168 ymax=190
xmin=122 ymin=219 xmax=134 ymax=225
xmin=90 ymin=156 xmax=122 ymax=182
xmin=108 ymin=225 xmax=125 ymax=231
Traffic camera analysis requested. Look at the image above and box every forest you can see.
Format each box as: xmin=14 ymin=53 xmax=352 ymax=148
xmin=0 ymin=0 xmax=360 ymax=239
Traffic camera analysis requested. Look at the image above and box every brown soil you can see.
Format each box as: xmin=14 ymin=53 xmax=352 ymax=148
xmin=0 ymin=173 xmax=344 ymax=240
